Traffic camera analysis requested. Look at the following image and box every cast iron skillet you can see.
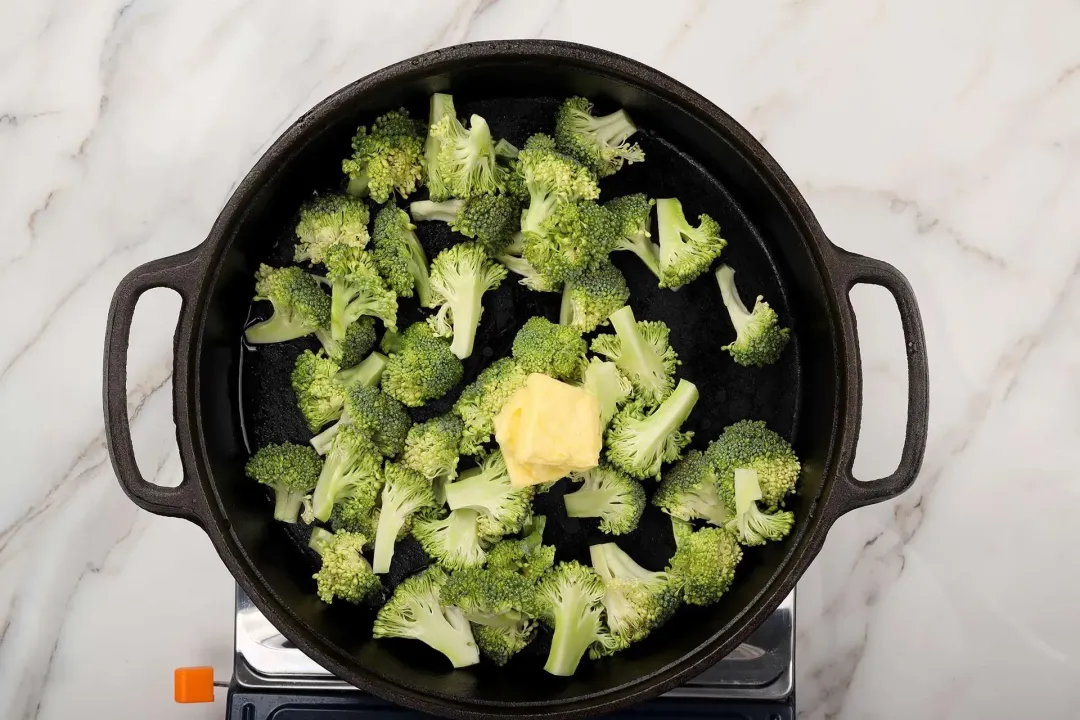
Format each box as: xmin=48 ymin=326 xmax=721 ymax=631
xmin=103 ymin=41 xmax=928 ymax=718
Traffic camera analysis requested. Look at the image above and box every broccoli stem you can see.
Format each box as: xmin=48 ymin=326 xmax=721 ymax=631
xmin=444 ymin=474 xmax=495 ymax=512
xmin=410 ymin=199 xmax=463 ymax=224
xmin=563 ymin=487 xmax=613 ymax=519
xmin=434 ymin=606 xmax=483 ymax=668
xmin=618 ymin=237 xmax=661 ymax=278
xmin=406 ymin=239 xmax=436 ymax=308
xmin=522 ymin=190 xmax=558 ymax=235
xmin=273 ymin=488 xmax=307 ymax=523
xmin=588 ymin=109 xmax=637 ymax=146
xmin=244 ymin=313 xmax=315 ymax=344
xmin=308 ymin=527 xmax=335 ymax=553
xmin=449 ymin=290 xmax=483 ymax=360
xmin=715 ymin=265 xmax=751 ymax=332
xmin=640 ymin=380 xmax=699 ymax=444
xmin=311 ymin=451 xmax=350 ymax=521
xmin=373 ymin=508 xmax=404 ymax=573
xmin=609 ymin=305 xmax=668 ymax=388
xmin=310 ymin=421 xmax=341 ymax=455
xmin=558 ymin=282 xmax=575 ymax=326
xmin=346 ymin=171 xmax=370 ymax=198
xmin=335 ymin=351 xmax=388 ymax=389
xmin=544 ymin=589 xmax=600 ymax=676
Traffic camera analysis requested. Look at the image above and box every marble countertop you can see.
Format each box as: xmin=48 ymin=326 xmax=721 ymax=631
xmin=2 ymin=1 xmax=1077 ymax=718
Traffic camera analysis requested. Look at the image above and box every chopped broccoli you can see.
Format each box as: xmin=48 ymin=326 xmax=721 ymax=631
xmin=444 ymin=451 xmax=533 ymax=540
xmin=606 ymin=379 xmax=699 ymax=480
xmin=655 ymin=198 xmax=726 ymax=289
xmin=291 ymin=350 xmax=348 ymax=432
xmin=590 ymin=305 xmax=678 ymax=405
xmin=725 ymin=468 xmax=795 ymax=546
xmin=308 ymin=527 xmax=381 ymax=604
xmin=342 ymin=109 xmax=425 ymax=204
xmin=441 ymin=564 xmax=538 ymax=666
xmin=705 ymin=419 xmax=801 ymax=510
xmin=371 ymin=202 xmax=435 ymax=307
xmin=310 ymin=425 xmax=384 ymax=522
xmin=532 ymin=561 xmax=623 ymax=676
xmin=245 ymin=265 xmax=330 ymax=344
xmin=554 ymin=97 xmax=644 ymax=178
xmin=373 ymin=566 xmax=480 ymax=668
xmin=427 ymin=242 xmax=508 ymax=360
xmin=714 ymin=264 xmax=790 ymax=367
xmin=497 ymin=248 xmax=562 ymax=293
xmin=410 ymin=194 xmax=521 ymax=255
xmin=516 ymin=133 xmax=600 ymax=237
xmin=310 ymin=384 xmax=412 ymax=458
xmin=324 ymin=245 xmax=398 ymax=339
xmin=454 ymin=358 xmax=529 ymax=455
xmin=372 ymin=463 xmax=437 ymax=574
xmin=523 ymin=200 xmax=619 ymax=286
xmin=485 ymin=515 xmax=556 ymax=581
xmin=427 ymin=112 xmax=506 ymax=199
xmin=511 ymin=316 xmax=588 ymax=381
xmin=423 ymin=93 xmax=457 ymax=202
xmin=471 ymin=615 xmax=537 ymax=667
xmin=580 ymin=358 xmax=632 ymax=430
xmin=589 ymin=543 xmax=678 ymax=645
xmin=414 ymin=508 xmax=489 ymax=570
xmin=293 ymin=194 xmax=370 ymax=264
xmin=605 ymin=194 xmax=660 ymax=278
xmin=665 ymin=518 xmax=742 ymax=606
xmin=560 ymin=260 xmax=629 ymax=333
xmin=319 ymin=316 xmax=377 ymax=369
xmin=563 ymin=465 xmax=645 ymax=535
xmin=330 ymin=494 xmax=379 ymax=539
xmin=380 ymin=322 xmax=464 ymax=407
xmin=403 ymin=413 xmax=464 ymax=481
xmin=244 ymin=442 xmax=323 ymax=523
xmin=653 ymin=450 xmax=728 ymax=527
xmin=334 ymin=349 xmax=388 ymax=389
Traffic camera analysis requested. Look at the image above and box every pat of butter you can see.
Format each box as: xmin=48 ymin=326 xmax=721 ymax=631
xmin=495 ymin=386 xmax=571 ymax=487
xmin=503 ymin=448 xmax=570 ymax=488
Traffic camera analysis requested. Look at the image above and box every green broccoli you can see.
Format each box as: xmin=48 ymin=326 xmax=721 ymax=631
xmin=665 ymin=518 xmax=742 ymax=606
xmin=605 ymin=194 xmax=660 ymax=278
xmin=589 ymin=543 xmax=678 ymax=645
xmin=441 ymin=564 xmax=538 ymax=666
xmin=403 ymin=413 xmax=464 ymax=481
xmin=496 ymin=247 xmax=562 ymax=292
xmin=310 ymin=425 xmax=384 ymax=522
xmin=244 ymin=265 xmax=331 ymax=345
xmin=532 ymin=561 xmax=623 ymax=676
xmin=414 ymin=508 xmax=489 ymax=570
xmin=373 ymin=566 xmax=480 ymax=668
xmin=590 ymin=306 xmax=679 ymax=406
xmin=554 ymin=97 xmax=644 ymax=178
xmin=580 ymin=358 xmax=632 ymax=430
xmin=523 ymin=200 xmax=619 ymax=286
xmin=726 ymin=468 xmax=795 ymax=546
xmin=380 ymin=322 xmax=463 ymax=407
xmin=705 ymin=419 xmax=800 ymax=510
xmin=426 ymin=242 xmax=507 ymax=360
xmin=310 ymin=384 xmax=412 ymax=458
xmin=318 ymin=316 xmax=377 ymax=369
xmin=370 ymin=202 xmax=435 ymax=307
xmin=334 ymin=349 xmax=388 ymax=389
xmin=606 ymin=379 xmax=699 ymax=480
xmin=423 ymin=93 xmax=457 ymax=202
xmin=511 ymin=316 xmax=588 ymax=381
xmin=372 ymin=462 xmax=437 ymax=574
xmin=342 ymin=109 xmax=425 ymax=204
xmin=485 ymin=515 xmax=556 ymax=581
xmin=655 ymin=198 xmax=726 ymax=289
xmin=560 ymin=260 xmax=629 ymax=333
xmin=516 ymin=133 xmax=600 ymax=237
xmin=330 ymin=494 xmax=379 ymax=539
xmin=293 ymin=194 xmax=370 ymax=265
xmin=291 ymin=349 xmax=387 ymax=432
xmin=454 ymin=358 xmax=530 ymax=455
xmin=409 ymin=194 xmax=521 ymax=255
xmin=244 ymin=442 xmax=323 ymax=523
xmin=652 ymin=450 xmax=728 ymax=527
xmin=563 ymin=465 xmax=645 ymax=536
xmin=714 ymin=264 xmax=791 ymax=367
xmin=427 ymin=111 xmax=507 ymax=199
xmin=308 ymin=527 xmax=381 ymax=604
xmin=444 ymin=451 xmax=533 ymax=540
xmin=324 ymin=244 xmax=398 ymax=339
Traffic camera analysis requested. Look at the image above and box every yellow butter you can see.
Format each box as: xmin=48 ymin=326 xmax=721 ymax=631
xmin=502 ymin=448 xmax=570 ymax=488
xmin=515 ymin=374 xmax=601 ymax=469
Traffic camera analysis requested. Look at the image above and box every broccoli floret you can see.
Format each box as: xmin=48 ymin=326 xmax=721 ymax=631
xmin=244 ymin=442 xmax=323 ymax=523
xmin=342 ymin=109 xmax=425 ymax=204
xmin=523 ymin=200 xmax=619 ymax=286
xmin=653 ymin=450 xmax=728 ymax=527
xmin=725 ymin=468 xmax=795 ymax=546
xmin=441 ymin=564 xmax=537 ymax=666
xmin=517 ymin=133 xmax=600 ymax=237
xmin=714 ymin=264 xmax=791 ymax=367
xmin=291 ymin=350 xmax=348 ymax=432
xmin=373 ymin=566 xmax=480 ymax=668
xmin=330 ymin=494 xmax=379 ymax=539
xmin=453 ymin=358 xmax=529 ymax=455
xmin=426 ymin=242 xmax=507 ymax=360
xmin=404 ymin=413 xmax=464 ymax=481
xmin=427 ymin=112 xmax=506 ymax=199
xmin=471 ymin=615 xmax=537 ymax=667
xmin=580 ymin=358 xmax=632 ymax=430
xmin=590 ymin=306 xmax=678 ymax=406
xmin=324 ymin=245 xmax=398 ymax=339
xmin=554 ymin=97 xmax=644 ymax=178
xmin=308 ymin=527 xmax=381 ymax=604
xmin=380 ymin=322 xmax=463 ymax=407
xmin=606 ymin=379 xmax=699 ymax=480
xmin=444 ymin=451 xmax=533 ymax=540
xmin=532 ymin=561 xmax=623 ymax=676
xmin=560 ymin=261 xmax=629 ymax=333
xmin=371 ymin=202 xmax=435 ymax=308
xmin=589 ymin=543 xmax=678 ymax=645
xmin=705 ymin=419 xmax=801 ymax=510
xmin=665 ymin=518 xmax=742 ymax=606
xmin=294 ymin=194 xmax=370 ymax=264
xmin=511 ymin=316 xmax=588 ymax=381
xmin=410 ymin=194 xmax=521 ymax=255
xmin=564 ymin=465 xmax=645 ymax=535
xmin=605 ymin=194 xmax=660 ymax=278
xmin=245 ymin=265 xmax=331 ymax=344
xmin=318 ymin=316 xmax=378 ymax=369
xmin=485 ymin=515 xmax=555 ymax=581
xmin=497 ymin=248 xmax=562 ymax=293
xmin=334 ymin=349 xmax=388 ymax=389
xmin=423 ymin=93 xmax=457 ymax=202
xmin=655 ymin=198 xmax=726 ymax=289
xmin=310 ymin=425 xmax=384 ymax=522
xmin=372 ymin=463 xmax=437 ymax=574
xmin=414 ymin=508 xmax=489 ymax=570
xmin=310 ymin=384 xmax=412 ymax=457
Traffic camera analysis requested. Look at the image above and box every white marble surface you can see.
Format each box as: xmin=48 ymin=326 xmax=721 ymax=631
xmin=1 ymin=0 xmax=1077 ymax=717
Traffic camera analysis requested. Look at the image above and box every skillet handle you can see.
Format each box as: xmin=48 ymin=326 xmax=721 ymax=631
xmin=103 ymin=246 xmax=207 ymax=524
xmin=829 ymin=247 xmax=930 ymax=514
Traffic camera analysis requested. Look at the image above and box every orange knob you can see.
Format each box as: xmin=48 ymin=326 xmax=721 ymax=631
xmin=174 ymin=666 xmax=215 ymax=703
